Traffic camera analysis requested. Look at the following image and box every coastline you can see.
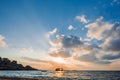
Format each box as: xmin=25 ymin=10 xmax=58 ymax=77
xmin=0 ymin=77 xmax=70 ymax=80
xmin=0 ymin=77 xmax=53 ymax=80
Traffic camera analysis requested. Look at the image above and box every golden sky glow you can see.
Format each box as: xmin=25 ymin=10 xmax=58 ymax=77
xmin=53 ymin=58 xmax=66 ymax=63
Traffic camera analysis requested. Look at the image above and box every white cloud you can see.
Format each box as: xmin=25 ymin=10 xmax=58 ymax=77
xmin=76 ymin=15 xmax=89 ymax=23
xmin=0 ymin=35 xmax=7 ymax=47
xmin=85 ymin=17 xmax=113 ymax=40
xmin=85 ymin=16 xmax=120 ymax=52
xmin=68 ymin=25 xmax=75 ymax=30
xmin=96 ymin=16 xmax=103 ymax=22
xmin=47 ymin=28 xmax=57 ymax=38
xmin=50 ymin=28 xmax=57 ymax=35
xmin=20 ymin=47 xmax=34 ymax=53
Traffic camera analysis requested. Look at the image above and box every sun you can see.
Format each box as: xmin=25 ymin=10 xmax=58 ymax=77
xmin=54 ymin=58 xmax=65 ymax=63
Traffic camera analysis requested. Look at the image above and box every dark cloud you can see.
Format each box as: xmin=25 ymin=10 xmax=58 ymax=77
xmin=109 ymin=22 xmax=120 ymax=38
xmin=84 ymin=43 xmax=100 ymax=50
xmin=74 ymin=54 xmax=97 ymax=62
xmin=106 ymin=38 xmax=120 ymax=51
xmin=74 ymin=54 xmax=111 ymax=64
xmin=102 ymin=23 xmax=120 ymax=51
xmin=62 ymin=35 xmax=83 ymax=48
xmin=102 ymin=53 xmax=120 ymax=60
xmin=97 ymin=61 xmax=111 ymax=64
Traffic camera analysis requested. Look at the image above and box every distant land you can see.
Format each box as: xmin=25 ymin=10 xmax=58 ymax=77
xmin=0 ymin=57 xmax=37 ymax=70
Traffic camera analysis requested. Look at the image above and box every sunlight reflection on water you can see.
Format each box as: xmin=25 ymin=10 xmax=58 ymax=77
xmin=54 ymin=71 xmax=64 ymax=77
xmin=0 ymin=70 xmax=120 ymax=79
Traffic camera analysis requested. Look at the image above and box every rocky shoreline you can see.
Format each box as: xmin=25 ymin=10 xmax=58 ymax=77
xmin=0 ymin=77 xmax=50 ymax=80
xmin=0 ymin=57 xmax=37 ymax=70
xmin=0 ymin=77 xmax=70 ymax=80
xmin=0 ymin=77 xmax=35 ymax=80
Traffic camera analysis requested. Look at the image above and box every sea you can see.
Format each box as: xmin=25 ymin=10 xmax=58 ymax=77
xmin=0 ymin=70 xmax=120 ymax=80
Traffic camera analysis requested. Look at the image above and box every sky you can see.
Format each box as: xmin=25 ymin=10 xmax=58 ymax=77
xmin=0 ymin=0 xmax=120 ymax=70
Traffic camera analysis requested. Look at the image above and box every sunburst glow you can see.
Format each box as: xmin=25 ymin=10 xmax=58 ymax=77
xmin=54 ymin=58 xmax=65 ymax=63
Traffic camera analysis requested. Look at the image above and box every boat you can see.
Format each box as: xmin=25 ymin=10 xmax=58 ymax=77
xmin=55 ymin=68 xmax=64 ymax=71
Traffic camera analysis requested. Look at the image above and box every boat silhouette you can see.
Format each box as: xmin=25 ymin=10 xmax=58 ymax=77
xmin=55 ymin=68 xmax=64 ymax=71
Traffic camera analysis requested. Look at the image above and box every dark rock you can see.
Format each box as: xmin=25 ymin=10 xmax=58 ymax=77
xmin=0 ymin=56 xmax=37 ymax=70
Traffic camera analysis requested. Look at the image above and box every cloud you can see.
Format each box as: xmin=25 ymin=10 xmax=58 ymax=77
xmin=74 ymin=54 xmax=97 ymax=62
xmin=48 ymin=35 xmax=98 ymax=58
xmin=85 ymin=17 xmax=120 ymax=51
xmin=48 ymin=16 xmax=120 ymax=66
xmin=48 ymin=33 xmax=120 ymax=65
xmin=76 ymin=15 xmax=89 ymax=23
xmin=74 ymin=54 xmax=111 ymax=64
xmin=68 ymin=25 xmax=76 ymax=30
xmin=85 ymin=16 xmax=113 ymax=40
xmin=101 ymin=22 xmax=120 ymax=51
xmin=20 ymin=47 xmax=34 ymax=53
xmin=50 ymin=35 xmax=84 ymax=48
xmin=48 ymin=48 xmax=71 ymax=58
xmin=48 ymin=35 xmax=84 ymax=58
xmin=104 ymin=38 xmax=120 ymax=51
xmin=96 ymin=16 xmax=103 ymax=22
xmin=102 ymin=53 xmax=120 ymax=60
xmin=0 ymin=34 xmax=7 ymax=47
xmin=84 ymin=17 xmax=120 ymax=62
xmin=62 ymin=35 xmax=83 ymax=48
xmin=47 ymin=28 xmax=57 ymax=37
